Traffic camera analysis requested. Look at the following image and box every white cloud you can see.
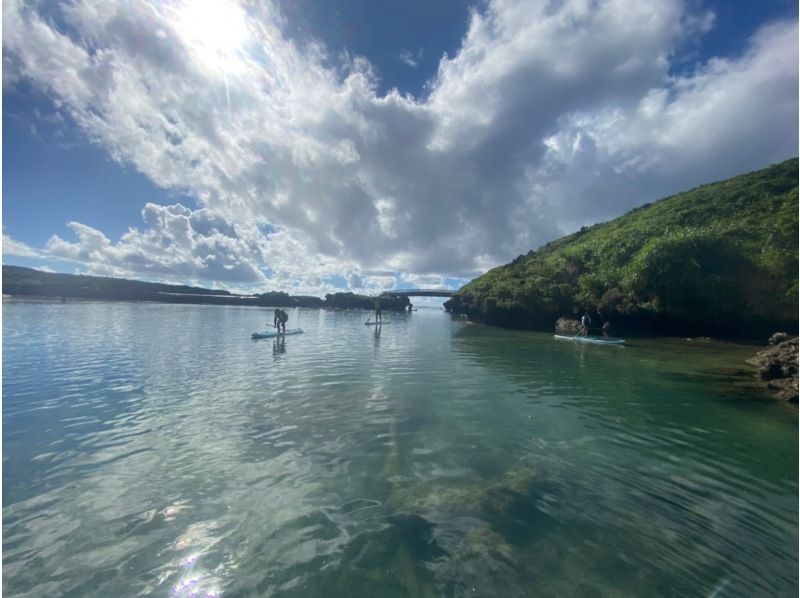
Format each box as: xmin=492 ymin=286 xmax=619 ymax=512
xmin=3 ymin=234 xmax=42 ymax=258
xmin=3 ymin=0 xmax=797 ymax=293
xmin=399 ymin=49 xmax=420 ymax=68
xmin=38 ymin=203 xmax=348 ymax=293
xmin=10 ymin=203 xmax=420 ymax=295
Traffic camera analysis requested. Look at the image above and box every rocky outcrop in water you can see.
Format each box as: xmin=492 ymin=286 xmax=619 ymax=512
xmin=554 ymin=315 xmax=612 ymax=335
xmin=554 ymin=317 xmax=581 ymax=333
xmin=747 ymin=332 xmax=798 ymax=404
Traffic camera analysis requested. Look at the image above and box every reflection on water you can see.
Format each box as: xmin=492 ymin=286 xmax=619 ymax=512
xmin=3 ymin=301 xmax=797 ymax=597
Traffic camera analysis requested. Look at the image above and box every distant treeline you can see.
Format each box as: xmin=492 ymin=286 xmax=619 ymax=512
xmin=2 ymin=266 xmax=411 ymax=310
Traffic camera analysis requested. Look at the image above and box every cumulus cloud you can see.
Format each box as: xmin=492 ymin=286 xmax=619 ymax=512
xmin=3 ymin=234 xmax=42 ymax=258
xmin=11 ymin=203 xmax=416 ymax=295
xmin=43 ymin=204 xmax=270 ymax=284
xmin=3 ymin=0 xmax=797 ymax=292
xmin=39 ymin=203 xmax=353 ymax=293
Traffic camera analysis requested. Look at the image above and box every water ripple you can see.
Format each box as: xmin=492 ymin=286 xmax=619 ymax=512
xmin=3 ymin=301 xmax=797 ymax=597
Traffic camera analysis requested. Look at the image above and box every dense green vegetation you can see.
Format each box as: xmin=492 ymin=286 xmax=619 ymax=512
xmin=2 ymin=266 xmax=239 ymax=303
xmin=2 ymin=266 xmax=408 ymax=310
xmin=446 ymin=159 xmax=798 ymax=338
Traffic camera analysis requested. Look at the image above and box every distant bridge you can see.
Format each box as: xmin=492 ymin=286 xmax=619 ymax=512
xmin=381 ymin=289 xmax=454 ymax=298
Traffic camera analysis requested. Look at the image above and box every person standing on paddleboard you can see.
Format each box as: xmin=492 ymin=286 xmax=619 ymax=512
xmin=273 ymin=308 xmax=288 ymax=333
xmin=374 ymin=298 xmax=382 ymax=324
xmin=581 ymin=312 xmax=592 ymax=337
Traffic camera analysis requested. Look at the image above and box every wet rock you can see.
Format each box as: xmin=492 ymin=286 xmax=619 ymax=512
xmin=746 ymin=335 xmax=798 ymax=403
xmin=555 ymin=317 xmax=580 ymax=333
xmin=768 ymin=331 xmax=793 ymax=346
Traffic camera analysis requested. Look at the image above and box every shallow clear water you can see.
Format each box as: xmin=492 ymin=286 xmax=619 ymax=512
xmin=3 ymin=301 xmax=797 ymax=597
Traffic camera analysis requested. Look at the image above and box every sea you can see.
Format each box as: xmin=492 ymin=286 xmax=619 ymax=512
xmin=3 ymin=300 xmax=797 ymax=597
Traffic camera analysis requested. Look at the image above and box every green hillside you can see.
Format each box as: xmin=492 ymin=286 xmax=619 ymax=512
xmin=445 ymin=158 xmax=798 ymax=338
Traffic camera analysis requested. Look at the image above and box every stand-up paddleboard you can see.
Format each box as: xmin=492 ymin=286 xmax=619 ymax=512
xmin=252 ymin=328 xmax=304 ymax=339
xmin=365 ymin=321 xmax=391 ymax=325
xmin=554 ymin=334 xmax=625 ymax=345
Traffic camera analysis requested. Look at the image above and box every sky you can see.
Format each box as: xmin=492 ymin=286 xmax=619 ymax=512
xmin=2 ymin=0 xmax=798 ymax=298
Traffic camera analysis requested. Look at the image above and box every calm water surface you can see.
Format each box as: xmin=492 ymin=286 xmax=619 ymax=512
xmin=3 ymin=301 xmax=797 ymax=597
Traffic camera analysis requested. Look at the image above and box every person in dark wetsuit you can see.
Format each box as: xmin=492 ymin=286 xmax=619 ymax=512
xmin=273 ymin=308 xmax=288 ymax=333
xmin=374 ymin=298 xmax=382 ymax=324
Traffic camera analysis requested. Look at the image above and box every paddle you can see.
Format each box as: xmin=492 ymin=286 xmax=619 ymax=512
xmin=572 ymin=319 xmax=585 ymax=338
xmin=574 ymin=322 xmax=590 ymax=338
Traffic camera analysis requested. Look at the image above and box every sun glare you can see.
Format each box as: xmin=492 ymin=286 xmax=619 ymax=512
xmin=177 ymin=1 xmax=249 ymax=74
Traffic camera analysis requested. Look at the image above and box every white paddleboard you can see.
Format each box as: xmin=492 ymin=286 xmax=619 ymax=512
xmin=553 ymin=334 xmax=625 ymax=345
xmin=252 ymin=328 xmax=304 ymax=339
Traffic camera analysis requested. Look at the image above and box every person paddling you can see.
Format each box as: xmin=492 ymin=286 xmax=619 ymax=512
xmin=580 ymin=311 xmax=592 ymax=337
xmin=273 ymin=308 xmax=288 ymax=334
xmin=374 ymin=298 xmax=382 ymax=324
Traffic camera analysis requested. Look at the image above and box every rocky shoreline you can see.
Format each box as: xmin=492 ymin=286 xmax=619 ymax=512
xmin=556 ymin=316 xmax=798 ymax=405
xmin=746 ymin=332 xmax=798 ymax=404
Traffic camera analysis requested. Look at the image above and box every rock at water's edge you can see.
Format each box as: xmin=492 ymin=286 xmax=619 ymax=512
xmin=555 ymin=317 xmax=581 ymax=333
xmin=746 ymin=333 xmax=799 ymax=404
xmin=555 ymin=316 xmax=612 ymax=335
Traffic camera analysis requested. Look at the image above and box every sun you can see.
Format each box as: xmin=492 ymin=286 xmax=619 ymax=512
xmin=176 ymin=0 xmax=249 ymax=74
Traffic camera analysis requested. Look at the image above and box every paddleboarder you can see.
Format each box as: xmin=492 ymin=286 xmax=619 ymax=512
xmin=374 ymin=298 xmax=382 ymax=324
xmin=273 ymin=308 xmax=288 ymax=333
xmin=580 ymin=312 xmax=592 ymax=337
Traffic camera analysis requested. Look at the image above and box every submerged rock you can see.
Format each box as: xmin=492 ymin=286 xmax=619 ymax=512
xmin=746 ymin=333 xmax=798 ymax=403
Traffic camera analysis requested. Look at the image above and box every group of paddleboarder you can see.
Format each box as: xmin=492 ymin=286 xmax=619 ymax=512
xmin=270 ymin=303 xmax=607 ymax=341
xmin=270 ymin=299 xmax=384 ymax=336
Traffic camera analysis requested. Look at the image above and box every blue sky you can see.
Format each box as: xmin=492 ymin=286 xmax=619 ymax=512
xmin=3 ymin=0 xmax=797 ymax=296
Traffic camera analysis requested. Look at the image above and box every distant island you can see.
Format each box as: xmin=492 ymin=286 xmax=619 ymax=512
xmin=446 ymin=158 xmax=799 ymax=340
xmin=2 ymin=265 xmax=411 ymax=311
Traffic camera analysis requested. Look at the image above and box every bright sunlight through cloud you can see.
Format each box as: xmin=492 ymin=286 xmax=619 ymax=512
xmin=175 ymin=0 xmax=249 ymax=75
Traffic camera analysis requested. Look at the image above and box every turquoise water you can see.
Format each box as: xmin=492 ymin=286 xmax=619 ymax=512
xmin=3 ymin=301 xmax=797 ymax=597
